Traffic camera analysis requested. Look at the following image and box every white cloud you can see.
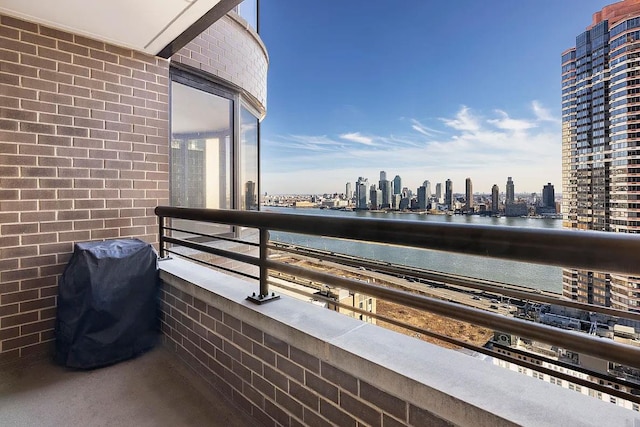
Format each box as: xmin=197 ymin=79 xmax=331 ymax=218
xmin=487 ymin=109 xmax=536 ymax=131
xmin=264 ymin=134 xmax=343 ymax=152
xmin=531 ymin=100 xmax=559 ymax=123
xmin=339 ymin=132 xmax=376 ymax=146
xmin=410 ymin=119 xmax=444 ymax=137
xmin=440 ymin=106 xmax=481 ymax=132
xmin=262 ymin=104 xmax=561 ymax=195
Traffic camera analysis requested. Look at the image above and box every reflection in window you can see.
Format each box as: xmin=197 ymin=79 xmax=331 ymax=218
xmin=240 ymin=106 xmax=259 ymax=210
xmin=170 ymin=81 xmax=232 ymax=210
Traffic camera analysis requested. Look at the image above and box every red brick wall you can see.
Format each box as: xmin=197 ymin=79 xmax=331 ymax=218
xmin=0 ymin=14 xmax=170 ymax=362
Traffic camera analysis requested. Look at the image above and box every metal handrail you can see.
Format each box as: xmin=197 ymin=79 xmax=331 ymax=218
xmin=156 ymin=206 xmax=640 ymax=275
xmin=155 ymin=206 xmax=640 ymax=371
xmin=268 ymin=241 xmax=640 ymax=323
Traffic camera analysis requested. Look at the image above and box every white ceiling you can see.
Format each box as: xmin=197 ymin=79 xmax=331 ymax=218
xmin=0 ymin=0 xmax=225 ymax=56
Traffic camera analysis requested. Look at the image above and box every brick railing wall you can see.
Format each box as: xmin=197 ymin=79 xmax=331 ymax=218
xmin=0 ymin=14 xmax=170 ymax=362
xmin=160 ymin=270 xmax=453 ymax=427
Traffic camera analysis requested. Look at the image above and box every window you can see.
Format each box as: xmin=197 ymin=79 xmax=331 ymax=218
xmin=170 ymin=80 xmax=232 ymax=211
xmin=170 ymin=69 xmax=262 ymax=240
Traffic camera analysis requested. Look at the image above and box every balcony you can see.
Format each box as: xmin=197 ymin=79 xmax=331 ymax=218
xmin=3 ymin=207 xmax=640 ymax=426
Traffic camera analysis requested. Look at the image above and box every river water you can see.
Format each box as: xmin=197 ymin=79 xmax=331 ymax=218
xmin=263 ymin=207 xmax=564 ymax=293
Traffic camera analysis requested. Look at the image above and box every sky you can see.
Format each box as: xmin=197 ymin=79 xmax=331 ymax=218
xmin=259 ymin=0 xmax=614 ymax=195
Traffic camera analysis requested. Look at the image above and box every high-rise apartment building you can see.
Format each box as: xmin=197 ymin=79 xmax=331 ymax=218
xmin=506 ymin=177 xmax=515 ymax=205
xmin=346 ymin=182 xmax=353 ymax=200
xmin=465 ymin=178 xmax=473 ymax=212
xmin=356 ymin=177 xmax=369 ymax=209
xmin=380 ymin=179 xmax=392 ymax=208
xmin=393 ymin=175 xmax=402 ymax=195
xmin=376 ymin=170 xmax=390 ymax=208
xmin=370 ymin=184 xmax=381 ymax=210
xmin=435 ymin=183 xmax=443 ymax=203
xmin=423 ymin=180 xmax=432 ymax=203
xmin=492 ymin=185 xmax=500 ymax=213
xmin=445 ymin=179 xmax=453 ymax=211
xmin=542 ymin=183 xmax=555 ymax=209
xmin=417 ymin=186 xmax=428 ymax=210
xmin=562 ymin=0 xmax=640 ymax=310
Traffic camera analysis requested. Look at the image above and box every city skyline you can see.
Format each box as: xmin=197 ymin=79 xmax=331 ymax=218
xmin=267 ymin=173 xmax=557 ymax=199
xmin=348 ymin=174 xmax=556 ymax=200
xmin=259 ymin=1 xmax=613 ymax=194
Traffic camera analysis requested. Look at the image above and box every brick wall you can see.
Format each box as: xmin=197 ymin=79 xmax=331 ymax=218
xmin=172 ymin=13 xmax=268 ymax=112
xmin=0 ymin=14 xmax=170 ymax=362
xmin=160 ymin=279 xmax=452 ymax=427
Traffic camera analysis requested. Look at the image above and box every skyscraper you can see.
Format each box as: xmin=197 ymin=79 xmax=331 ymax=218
xmin=491 ymin=184 xmax=499 ymax=214
xmin=542 ymin=183 xmax=555 ymax=209
xmin=380 ymin=179 xmax=392 ymax=208
xmin=346 ymin=182 xmax=353 ymax=200
xmin=417 ymin=185 xmax=428 ymax=210
xmin=445 ymin=179 xmax=453 ymax=211
xmin=506 ymin=177 xmax=514 ymax=205
xmin=370 ymin=184 xmax=381 ymax=210
xmin=435 ymin=183 xmax=442 ymax=203
xmin=423 ymin=180 xmax=431 ymax=204
xmin=355 ymin=177 xmax=369 ymax=210
xmin=393 ymin=175 xmax=402 ymax=195
xmin=379 ymin=170 xmax=387 ymax=182
xmin=562 ymin=0 xmax=640 ymax=310
xmin=465 ymin=177 xmax=473 ymax=212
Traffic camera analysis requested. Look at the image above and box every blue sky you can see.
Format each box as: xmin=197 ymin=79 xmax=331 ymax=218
xmin=259 ymin=0 xmax=613 ymax=195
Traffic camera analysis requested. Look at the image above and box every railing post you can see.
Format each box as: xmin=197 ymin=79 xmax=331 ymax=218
xmin=158 ymin=215 xmax=165 ymax=258
xmin=260 ymin=228 xmax=269 ymax=296
xmin=158 ymin=215 xmax=170 ymax=260
xmin=247 ymin=228 xmax=280 ymax=304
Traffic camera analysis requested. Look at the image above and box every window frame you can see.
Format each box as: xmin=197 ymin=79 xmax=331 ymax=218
xmin=169 ymin=65 xmax=262 ymax=242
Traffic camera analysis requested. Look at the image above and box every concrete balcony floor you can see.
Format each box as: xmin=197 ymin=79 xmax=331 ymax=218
xmin=0 ymin=345 xmax=256 ymax=427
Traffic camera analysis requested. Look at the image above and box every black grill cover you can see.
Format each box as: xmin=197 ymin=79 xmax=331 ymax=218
xmin=55 ymin=238 xmax=159 ymax=369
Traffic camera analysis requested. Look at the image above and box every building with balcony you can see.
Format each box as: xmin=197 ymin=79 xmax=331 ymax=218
xmin=561 ymin=0 xmax=640 ymax=311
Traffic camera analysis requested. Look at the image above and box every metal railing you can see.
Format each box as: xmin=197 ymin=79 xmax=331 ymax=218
xmin=155 ymin=206 xmax=640 ymax=388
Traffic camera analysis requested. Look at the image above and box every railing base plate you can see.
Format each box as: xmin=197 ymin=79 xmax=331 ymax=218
xmin=246 ymin=294 xmax=281 ymax=305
